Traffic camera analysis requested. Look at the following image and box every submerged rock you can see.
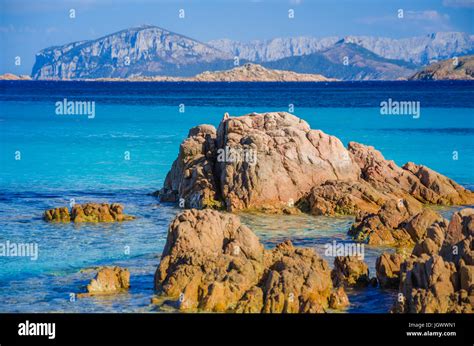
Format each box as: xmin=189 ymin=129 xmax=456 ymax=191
xmin=154 ymin=209 xmax=348 ymax=312
xmin=71 ymin=203 xmax=135 ymax=222
xmin=78 ymin=266 xmax=130 ymax=297
xmin=44 ymin=203 xmax=135 ymax=223
xmin=43 ymin=207 xmax=70 ymax=222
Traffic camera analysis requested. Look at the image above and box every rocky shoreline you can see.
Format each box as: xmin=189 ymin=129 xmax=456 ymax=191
xmin=59 ymin=111 xmax=472 ymax=313
xmin=149 ymin=111 xmax=474 ymax=312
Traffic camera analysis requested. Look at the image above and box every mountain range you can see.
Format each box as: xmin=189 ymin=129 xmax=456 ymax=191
xmin=209 ymin=32 xmax=474 ymax=65
xmin=31 ymin=25 xmax=474 ymax=81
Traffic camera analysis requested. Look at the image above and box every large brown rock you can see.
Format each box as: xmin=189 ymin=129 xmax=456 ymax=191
xmin=349 ymin=199 xmax=422 ymax=246
xmin=403 ymin=209 xmax=446 ymax=242
xmin=394 ymin=254 xmax=470 ymax=313
xmin=154 ymin=209 xmax=348 ymax=312
xmin=157 ymin=125 xmax=222 ymax=209
xmin=298 ymin=142 xmax=473 ymax=219
xmin=440 ymin=208 xmax=474 ymax=262
xmin=403 ymin=163 xmax=474 ymax=205
xmin=412 ymin=219 xmax=448 ymax=257
xmin=350 ymin=200 xmax=449 ymax=248
xmin=157 ymin=112 xmax=473 ymax=217
xmin=376 ymin=252 xmax=406 ymax=288
xmin=298 ymin=180 xmax=389 ymax=216
xmin=394 ymin=209 xmax=474 ymax=313
xmin=348 ymin=142 xmax=474 ymax=205
xmin=261 ymin=240 xmax=336 ymax=313
xmin=157 ymin=112 xmax=360 ymax=212
xmin=79 ymin=266 xmax=130 ymax=297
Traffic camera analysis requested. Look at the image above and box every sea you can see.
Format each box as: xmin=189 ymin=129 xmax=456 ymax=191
xmin=0 ymin=80 xmax=473 ymax=313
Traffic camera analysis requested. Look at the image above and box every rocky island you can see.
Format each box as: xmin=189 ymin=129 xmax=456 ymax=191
xmin=151 ymin=111 xmax=474 ymax=313
xmin=409 ymin=55 xmax=474 ymax=80
xmin=0 ymin=73 xmax=32 ymax=80
xmin=191 ymin=63 xmax=334 ymax=82
xmin=44 ymin=203 xmax=135 ymax=222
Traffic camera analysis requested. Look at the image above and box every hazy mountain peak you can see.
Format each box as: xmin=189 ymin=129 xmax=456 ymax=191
xmin=210 ymin=32 xmax=474 ymax=65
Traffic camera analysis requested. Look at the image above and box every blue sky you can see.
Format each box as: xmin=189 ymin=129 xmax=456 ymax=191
xmin=1 ymin=0 xmax=473 ymax=74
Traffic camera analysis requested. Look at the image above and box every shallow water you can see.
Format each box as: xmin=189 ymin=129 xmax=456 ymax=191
xmin=0 ymin=81 xmax=472 ymax=313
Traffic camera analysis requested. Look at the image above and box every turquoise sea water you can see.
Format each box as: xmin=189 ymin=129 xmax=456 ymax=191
xmin=0 ymin=81 xmax=473 ymax=312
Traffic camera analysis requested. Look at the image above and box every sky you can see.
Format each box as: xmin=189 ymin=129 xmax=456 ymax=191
xmin=0 ymin=0 xmax=473 ymax=74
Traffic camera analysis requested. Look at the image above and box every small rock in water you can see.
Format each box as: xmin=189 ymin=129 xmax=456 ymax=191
xmin=78 ymin=266 xmax=130 ymax=297
xmin=43 ymin=203 xmax=135 ymax=223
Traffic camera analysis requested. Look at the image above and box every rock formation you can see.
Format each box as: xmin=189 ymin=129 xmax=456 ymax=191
xmin=409 ymin=55 xmax=474 ymax=80
xmin=347 ymin=142 xmax=473 ymax=206
xmin=344 ymin=141 xmax=472 ymax=246
xmin=157 ymin=112 xmax=361 ymax=212
xmin=157 ymin=111 xmax=473 ymax=248
xmin=192 ymin=63 xmax=335 ymax=82
xmin=43 ymin=207 xmax=71 ymax=222
xmin=44 ymin=203 xmax=135 ymax=223
xmin=376 ymin=253 xmax=406 ymax=288
xmin=348 ymin=199 xmax=422 ymax=246
xmin=154 ymin=209 xmax=349 ymax=313
xmin=374 ymin=209 xmax=473 ymax=312
xmin=78 ymin=266 xmax=130 ymax=297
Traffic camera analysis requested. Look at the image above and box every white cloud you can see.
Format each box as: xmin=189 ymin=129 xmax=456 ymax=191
xmin=357 ymin=9 xmax=453 ymax=31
